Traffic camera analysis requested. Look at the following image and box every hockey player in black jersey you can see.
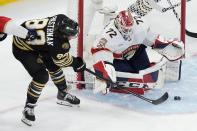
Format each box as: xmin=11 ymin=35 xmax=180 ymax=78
xmin=12 ymin=14 xmax=86 ymax=126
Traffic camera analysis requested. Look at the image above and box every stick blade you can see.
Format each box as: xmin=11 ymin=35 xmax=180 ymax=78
xmin=186 ymin=29 xmax=197 ymax=38
xmin=152 ymin=92 xmax=169 ymax=105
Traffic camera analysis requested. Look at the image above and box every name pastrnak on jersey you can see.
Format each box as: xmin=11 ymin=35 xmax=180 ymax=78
xmin=12 ymin=14 xmax=73 ymax=67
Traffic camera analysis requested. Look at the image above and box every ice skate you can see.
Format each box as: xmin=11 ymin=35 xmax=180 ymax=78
xmin=21 ymin=103 xmax=36 ymax=126
xmin=57 ymin=91 xmax=80 ymax=107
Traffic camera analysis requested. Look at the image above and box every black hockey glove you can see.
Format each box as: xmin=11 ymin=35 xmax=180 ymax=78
xmin=72 ymin=57 xmax=86 ymax=72
xmin=0 ymin=33 xmax=7 ymax=41
xmin=25 ymin=29 xmax=38 ymax=41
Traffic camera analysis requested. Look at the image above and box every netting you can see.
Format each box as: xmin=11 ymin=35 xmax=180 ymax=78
xmin=82 ymin=0 xmax=186 ymax=88
xmin=62 ymin=0 xmax=83 ymax=88
xmin=63 ymin=0 xmax=186 ymax=88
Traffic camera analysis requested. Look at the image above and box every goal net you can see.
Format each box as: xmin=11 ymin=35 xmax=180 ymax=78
xmin=64 ymin=0 xmax=186 ymax=89
xmin=62 ymin=0 xmax=84 ymax=89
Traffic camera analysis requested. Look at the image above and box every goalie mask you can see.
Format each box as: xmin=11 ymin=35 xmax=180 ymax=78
xmin=115 ymin=10 xmax=134 ymax=40
xmin=55 ymin=16 xmax=79 ymax=40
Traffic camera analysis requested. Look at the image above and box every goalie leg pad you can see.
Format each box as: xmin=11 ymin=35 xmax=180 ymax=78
xmin=165 ymin=60 xmax=182 ymax=81
xmin=115 ymin=57 xmax=167 ymax=91
xmin=93 ymin=61 xmax=116 ymax=94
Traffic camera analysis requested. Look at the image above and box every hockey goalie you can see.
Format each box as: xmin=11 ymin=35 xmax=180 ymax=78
xmin=91 ymin=10 xmax=184 ymax=95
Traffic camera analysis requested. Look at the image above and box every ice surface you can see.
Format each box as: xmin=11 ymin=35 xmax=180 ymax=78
xmin=0 ymin=0 xmax=197 ymax=131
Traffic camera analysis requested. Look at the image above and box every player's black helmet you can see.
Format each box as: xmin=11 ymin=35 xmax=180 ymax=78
xmin=55 ymin=15 xmax=79 ymax=39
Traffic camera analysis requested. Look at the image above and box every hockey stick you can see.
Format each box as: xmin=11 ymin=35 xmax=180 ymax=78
xmin=66 ymin=80 xmax=146 ymax=94
xmin=167 ymin=0 xmax=197 ymax=38
xmin=185 ymin=30 xmax=197 ymax=38
xmin=85 ymin=68 xmax=168 ymax=105
xmin=67 ymin=80 xmax=94 ymax=85
xmin=67 ymin=80 xmax=148 ymax=88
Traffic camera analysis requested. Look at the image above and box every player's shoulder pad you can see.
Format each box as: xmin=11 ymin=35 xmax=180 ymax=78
xmin=103 ymin=20 xmax=120 ymax=39
xmin=132 ymin=14 xmax=149 ymax=33
xmin=93 ymin=21 xmax=121 ymax=51
xmin=132 ymin=14 xmax=148 ymax=27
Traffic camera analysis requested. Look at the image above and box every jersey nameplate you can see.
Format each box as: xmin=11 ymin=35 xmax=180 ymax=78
xmin=47 ymin=16 xmax=57 ymax=46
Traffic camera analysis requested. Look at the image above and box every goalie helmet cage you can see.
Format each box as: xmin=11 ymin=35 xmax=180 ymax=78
xmin=64 ymin=0 xmax=186 ymax=89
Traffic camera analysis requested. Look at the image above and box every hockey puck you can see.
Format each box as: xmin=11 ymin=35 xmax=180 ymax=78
xmin=174 ymin=96 xmax=181 ymax=100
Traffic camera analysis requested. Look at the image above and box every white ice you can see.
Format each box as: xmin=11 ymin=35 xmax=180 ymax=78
xmin=0 ymin=0 xmax=197 ymax=131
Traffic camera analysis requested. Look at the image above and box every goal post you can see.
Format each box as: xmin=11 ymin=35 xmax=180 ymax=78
xmin=180 ymin=0 xmax=186 ymax=44
xmin=62 ymin=0 xmax=85 ymax=89
xmin=77 ymin=0 xmax=85 ymax=89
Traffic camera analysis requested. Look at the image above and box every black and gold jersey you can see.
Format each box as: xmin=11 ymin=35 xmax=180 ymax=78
xmin=12 ymin=14 xmax=74 ymax=67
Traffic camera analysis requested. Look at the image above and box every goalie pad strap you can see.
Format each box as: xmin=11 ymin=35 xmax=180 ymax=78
xmin=116 ymin=57 xmax=167 ymax=89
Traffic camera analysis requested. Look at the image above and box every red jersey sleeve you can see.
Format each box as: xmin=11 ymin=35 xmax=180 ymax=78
xmin=0 ymin=16 xmax=11 ymax=32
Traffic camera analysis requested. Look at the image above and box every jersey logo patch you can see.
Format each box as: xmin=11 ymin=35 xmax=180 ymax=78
xmin=62 ymin=43 xmax=69 ymax=49
xmin=56 ymin=53 xmax=69 ymax=60
xmin=97 ymin=38 xmax=107 ymax=48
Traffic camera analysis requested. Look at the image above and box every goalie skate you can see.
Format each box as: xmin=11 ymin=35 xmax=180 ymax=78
xmin=21 ymin=103 xmax=36 ymax=126
xmin=56 ymin=91 xmax=80 ymax=107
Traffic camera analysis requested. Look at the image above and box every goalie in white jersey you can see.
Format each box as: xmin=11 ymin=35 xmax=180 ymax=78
xmin=91 ymin=10 xmax=184 ymax=94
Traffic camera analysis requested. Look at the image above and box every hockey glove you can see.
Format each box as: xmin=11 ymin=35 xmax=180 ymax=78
xmin=72 ymin=57 xmax=86 ymax=72
xmin=153 ymin=36 xmax=185 ymax=61
xmin=93 ymin=61 xmax=116 ymax=94
xmin=0 ymin=33 xmax=7 ymax=41
xmin=25 ymin=29 xmax=38 ymax=41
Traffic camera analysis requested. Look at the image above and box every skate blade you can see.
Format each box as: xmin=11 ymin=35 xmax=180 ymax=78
xmin=21 ymin=117 xmax=34 ymax=126
xmin=56 ymin=100 xmax=80 ymax=107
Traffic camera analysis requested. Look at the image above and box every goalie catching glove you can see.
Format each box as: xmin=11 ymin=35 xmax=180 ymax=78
xmin=93 ymin=61 xmax=116 ymax=94
xmin=152 ymin=36 xmax=185 ymax=61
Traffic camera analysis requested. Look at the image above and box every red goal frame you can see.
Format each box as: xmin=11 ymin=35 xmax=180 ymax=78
xmin=77 ymin=0 xmax=84 ymax=89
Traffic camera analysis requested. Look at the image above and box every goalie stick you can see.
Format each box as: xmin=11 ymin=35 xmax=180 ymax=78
xmin=85 ymin=68 xmax=169 ymax=105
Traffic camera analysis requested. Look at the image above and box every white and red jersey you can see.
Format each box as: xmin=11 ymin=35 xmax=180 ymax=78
xmin=0 ymin=16 xmax=28 ymax=39
xmin=91 ymin=14 xmax=158 ymax=63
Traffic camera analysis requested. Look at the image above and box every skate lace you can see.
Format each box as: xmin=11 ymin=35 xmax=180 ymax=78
xmin=25 ymin=107 xmax=34 ymax=116
xmin=65 ymin=93 xmax=76 ymax=101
